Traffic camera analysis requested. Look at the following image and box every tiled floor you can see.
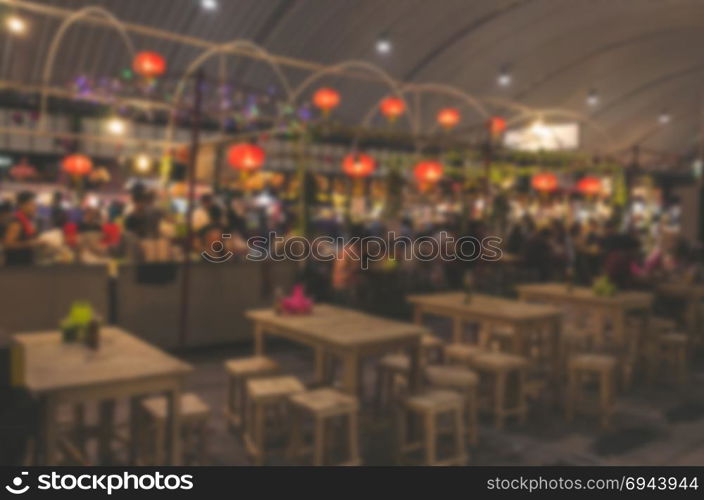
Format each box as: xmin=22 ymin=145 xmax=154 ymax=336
xmin=175 ymin=318 xmax=704 ymax=466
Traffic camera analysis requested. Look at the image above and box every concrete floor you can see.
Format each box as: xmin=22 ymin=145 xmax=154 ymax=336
xmin=174 ymin=317 xmax=704 ymax=466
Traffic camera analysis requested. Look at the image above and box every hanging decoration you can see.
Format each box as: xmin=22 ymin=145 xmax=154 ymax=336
xmin=342 ymin=153 xmax=375 ymax=178
xmin=62 ymin=154 xmax=93 ymax=177
xmin=132 ymin=51 xmax=166 ymax=78
xmin=487 ymin=116 xmax=507 ymax=137
xmin=414 ymin=160 xmax=444 ymax=184
xmin=437 ymin=108 xmax=460 ymax=130
xmin=577 ymin=176 xmax=602 ymax=196
xmin=312 ymin=87 xmax=340 ymax=116
xmin=531 ymin=172 xmax=558 ymax=193
xmin=380 ymin=96 xmax=405 ymax=122
xmin=227 ymin=143 xmax=265 ymax=172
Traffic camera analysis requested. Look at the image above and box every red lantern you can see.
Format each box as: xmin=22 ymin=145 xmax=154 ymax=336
xmin=313 ymin=87 xmax=340 ymax=114
xmin=132 ymin=51 xmax=166 ymax=78
xmin=62 ymin=154 xmax=93 ymax=176
xmin=437 ymin=108 xmax=460 ymax=129
xmin=414 ymin=161 xmax=444 ymax=184
xmin=380 ymin=96 xmax=405 ymax=122
xmin=577 ymin=176 xmax=601 ymax=196
xmin=531 ymin=172 xmax=558 ymax=193
xmin=227 ymin=143 xmax=265 ymax=172
xmin=342 ymin=153 xmax=375 ymax=178
xmin=487 ymin=116 xmax=507 ymax=136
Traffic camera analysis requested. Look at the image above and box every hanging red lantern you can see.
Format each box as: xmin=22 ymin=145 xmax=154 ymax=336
xmin=132 ymin=51 xmax=166 ymax=78
xmin=414 ymin=161 xmax=444 ymax=184
xmin=227 ymin=143 xmax=265 ymax=172
xmin=380 ymin=96 xmax=405 ymax=122
xmin=487 ymin=116 xmax=507 ymax=136
xmin=313 ymin=87 xmax=340 ymax=115
xmin=437 ymin=108 xmax=460 ymax=129
xmin=342 ymin=153 xmax=375 ymax=178
xmin=62 ymin=154 xmax=93 ymax=176
xmin=531 ymin=172 xmax=558 ymax=193
xmin=577 ymin=176 xmax=602 ymax=196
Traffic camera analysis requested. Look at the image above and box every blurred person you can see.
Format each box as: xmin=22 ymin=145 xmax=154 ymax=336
xmin=3 ymin=191 xmax=40 ymax=266
xmin=0 ymin=200 xmax=12 ymax=240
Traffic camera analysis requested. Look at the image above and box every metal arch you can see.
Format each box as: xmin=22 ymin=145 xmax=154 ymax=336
xmin=164 ymin=39 xmax=293 ymax=150
xmin=38 ymin=6 xmax=136 ymax=131
xmin=402 ymin=0 xmax=534 ymax=81
xmin=286 ymin=59 xmax=415 ymax=130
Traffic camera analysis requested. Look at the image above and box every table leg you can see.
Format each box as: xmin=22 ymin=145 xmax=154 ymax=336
xmin=413 ymin=306 xmax=423 ymax=325
xmin=128 ymin=397 xmax=141 ymax=465
xmin=408 ymin=339 xmax=422 ymax=394
xmin=165 ymin=386 xmax=182 ymax=465
xmin=342 ymin=353 xmax=360 ymax=397
xmin=254 ymin=323 xmax=265 ymax=355
xmin=452 ymin=316 xmax=463 ymax=343
xmin=314 ymin=347 xmax=327 ymax=385
xmin=72 ymin=404 xmax=86 ymax=457
xmin=98 ymin=400 xmax=116 ymax=465
xmin=39 ymin=396 xmax=58 ymax=465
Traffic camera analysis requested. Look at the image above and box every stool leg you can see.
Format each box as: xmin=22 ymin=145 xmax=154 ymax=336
xmin=600 ymin=370 xmax=611 ymax=429
xmin=454 ymin=406 xmax=466 ymax=464
xmin=287 ymin=407 xmax=302 ymax=461
xmin=395 ymin=406 xmax=406 ymax=464
xmin=518 ymin=369 xmax=527 ymax=424
xmin=566 ymin=367 xmax=576 ymax=421
xmin=254 ymin=403 xmax=265 ymax=466
xmin=467 ymin=387 xmax=478 ymax=445
xmin=424 ymin=411 xmax=436 ymax=466
xmin=348 ymin=411 xmax=360 ymax=465
xmin=153 ymin=420 xmax=165 ymax=465
xmin=313 ymin=416 xmax=325 ymax=466
xmin=494 ymin=372 xmax=506 ymax=429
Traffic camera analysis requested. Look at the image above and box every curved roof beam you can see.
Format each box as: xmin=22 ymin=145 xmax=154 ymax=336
xmin=402 ymin=0 xmax=533 ymax=81
xmin=39 ymin=6 xmax=136 ymax=130
xmin=513 ymin=25 xmax=704 ymax=100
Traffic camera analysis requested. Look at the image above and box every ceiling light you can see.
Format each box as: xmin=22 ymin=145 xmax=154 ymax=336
xmin=658 ymin=111 xmax=671 ymax=125
xmin=106 ymin=117 xmax=127 ymax=136
xmin=497 ymin=68 xmax=512 ymax=87
xmin=376 ymin=35 xmax=392 ymax=55
xmin=201 ymin=0 xmax=218 ymax=11
xmin=586 ymin=89 xmax=599 ymax=107
xmin=5 ymin=15 xmax=27 ymax=35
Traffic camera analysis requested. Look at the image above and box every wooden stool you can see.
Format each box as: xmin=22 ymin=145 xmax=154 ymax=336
xmin=397 ymin=390 xmax=467 ymax=465
xmin=422 ymin=334 xmax=445 ymax=364
xmin=244 ymin=376 xmax=305 ymax=465
xmin=654 ymin=333 xmax=688 ymax=385
xmin=139 ymin=392 xmax=210 ymax=465
xmin=288 ymin=388 xmax=360 ymax=465
xmin=471 ymin=352 xmax=528 ymax=429
xmin=444 ymin=343 xmax=483 ymax=366
xmin=425 ymin=365 xmax=479 ymax=445
xmin=375 ymin=353 xmax=410 ymax=409
xmin=224 ymin=356 xmax=280 ymax=431
xmin=488 ymin=326 xmax=516 ymax=353
xmin=566 ymin=354 xmax=616 ymax=428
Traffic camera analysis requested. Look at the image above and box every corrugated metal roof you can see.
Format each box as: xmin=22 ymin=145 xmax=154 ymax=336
xmin=2 ymin=0 xmax=704 ymax=155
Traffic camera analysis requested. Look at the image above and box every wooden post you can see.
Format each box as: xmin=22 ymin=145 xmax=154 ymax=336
xmin=178 ymin=70 xmax=204 ymax=348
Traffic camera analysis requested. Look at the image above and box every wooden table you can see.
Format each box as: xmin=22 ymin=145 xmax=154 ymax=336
xmin=10 ymin=327 xmax=192 ymax=465
xmin=407 ymin=292 xmax=562 ymax=383
xmin=246 ymin=305 xmax=426 ymax=398
xmin=516 ymin=283 xmax=653 ymax=344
